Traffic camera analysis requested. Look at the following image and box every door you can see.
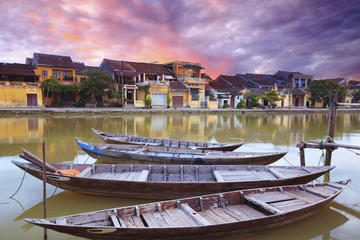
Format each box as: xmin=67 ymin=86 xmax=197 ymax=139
xmin=27 ymin=94 xmax=38 ymax=107
xmin=172 ymin=96 xmax=183 ymax=107
xmin=151 ymin=93 xmax=166 ymax=106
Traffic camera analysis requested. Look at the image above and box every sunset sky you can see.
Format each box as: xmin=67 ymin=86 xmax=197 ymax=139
xmin=0 ymin=0 xmax=359 ymax=79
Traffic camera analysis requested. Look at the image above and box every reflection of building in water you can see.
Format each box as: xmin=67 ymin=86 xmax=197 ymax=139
xmin=0 ymin=118 xmax=44 ymax=144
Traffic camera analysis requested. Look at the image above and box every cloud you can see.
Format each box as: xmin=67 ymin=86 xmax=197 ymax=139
xmin=0 ymin=0 xmax=359 ymax=79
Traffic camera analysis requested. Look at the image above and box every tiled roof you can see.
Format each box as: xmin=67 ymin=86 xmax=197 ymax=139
xmin=219 ymin=75 xmax=257 ymax=88
xmin=249 ymin=88 xmax=268 ymax=94
xmin=245 ymin=73 xmax=276 ymax=86
xmin=209 ymin=78 xmax=231 ymax=92
xmin=33 ymin=53 xmax=74 ymax=68
xmin=0 ymin=63 xmax=36 ymax=76
xmin=169 ymin=81 xmax=189 ymax=91
xmin=86 ymin=66 xmax=98 ymax=71
xmin=103 ymin=59 xmax=173 ymax=75
xmin=291 ymin=88 xmax=306 ymax=95
xmin=25 ymin=58 xmax=33 ymax=65
xmin=74 ymin=62 xmax=86 ymax=74
xmin=277 ymin=70 xmax=303 ymax=76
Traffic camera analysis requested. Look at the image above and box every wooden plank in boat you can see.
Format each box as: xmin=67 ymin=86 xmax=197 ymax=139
xmin=164 ymin=208 xmax=197 ymax=227
xmin=56 ymin=217 xmax=67 ymax=225
xmin=326 ymin=182 xmax=344 ymax=190
xmin=123 ymin=216 xmax=136 ymax=227
xmin=77 ymin=167 xmax=92 ymax=178
xmin=268 ymin=167 xmax=286 ymax=179
xmin=110 ymin=214 xmax=121 ymax=228
xmin=270 ymin=199 xmax=308 ymax=211
xmin=181 ymin=203 xmax=211 ymax=226
xmin=136 ymin=170 xmax=149 ymax=182
xmin=286 ymin=190 xmax=323 ymax=203
xmin=244 ymin=195 xmax=284 ymax=215
xmin=305 ymin=186 xmax=333 ymax=198
xmin=213 ymin=170 xmax=225 ymax=182
xmin=143 ymin=212 xmax=170 ymax=227
xmin=221 ymin=207 xmax=248 ymax=221
xmin=141 ymin=213 xmax=158 ymax=227
xmin=226 ymin=204 xmax=266 ymax=219
xmin=210 ymin=208 xmax=238 ymax=223
xmin=249 ymin=192 xmax=296 ymax=204
xmin=126 ymin=172 xmax=137 ymax=181
xmin=132 ymin=216 xmax=145 ymax=228
xmin=160 ymin=211 xmax=177 ymax=227
xmin=198 ymin=209 xmax=225 ymax=224
xmin=114 ymin=172 xmax=130 ymax=180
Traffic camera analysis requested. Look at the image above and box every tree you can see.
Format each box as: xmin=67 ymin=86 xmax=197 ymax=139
xmin=308 ymin=80 xmax=347 ymax=107
xmin=260 ymin=90 xmax=283 ymax=108
xmin=353 ymin=89 xmax=360 ymax=102
xmin=79 ymin=70 xmax=116 ymax=107
xmin=41 ymin=78 xmax=79 ymax=107
xmin=247 ymin=93 xmax=260 ymax=108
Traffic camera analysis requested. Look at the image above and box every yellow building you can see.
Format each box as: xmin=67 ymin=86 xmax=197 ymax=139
xmin=0 ymin=63 xmax=43 ymax=107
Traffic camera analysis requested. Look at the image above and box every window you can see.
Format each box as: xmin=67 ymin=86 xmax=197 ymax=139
xmin=62 ymin=71 xmax=73 ymax=80
xmin=190 ymin=88 xmax=199 ymax=101
xmin=300 ymin=79 xmax=306 ymax=88
xmin=42 ymin=70 xmax=48 ymax=80
xmin=294 ymin=78 xmax=299 ymax=88
xmin=307 ymin=79 xmax=312 ymax=87
xmin=53 ymin=70 xmax=60 ymax=79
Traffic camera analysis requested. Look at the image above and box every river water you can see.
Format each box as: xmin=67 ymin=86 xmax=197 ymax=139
xmin=0 ymin=112 xmax=359 ymax=239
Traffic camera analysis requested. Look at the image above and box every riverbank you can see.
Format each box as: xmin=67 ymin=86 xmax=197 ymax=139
xmin=1 ymin=107 xmax=360 ymax=115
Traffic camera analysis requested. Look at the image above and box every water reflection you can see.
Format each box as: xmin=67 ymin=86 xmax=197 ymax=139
xmin=1 ymin=112 xmax=360 ymax=240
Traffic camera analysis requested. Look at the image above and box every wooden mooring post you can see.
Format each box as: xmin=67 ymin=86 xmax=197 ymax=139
xmin=42 ymin=142 xmax=47 ymax=240
xmin=296 ymin=92 xmax=338 ymax=166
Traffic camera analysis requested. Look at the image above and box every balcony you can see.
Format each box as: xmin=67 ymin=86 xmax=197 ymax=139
xmin=181 ymin=76 xmax=208 ymax=82
xmin=0 ymin=81 xmax=40 ymax=87
xmin=136 ymin=80 xmax=168 ymax=86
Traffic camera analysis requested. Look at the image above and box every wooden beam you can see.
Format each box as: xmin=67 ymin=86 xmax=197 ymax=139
xmin=110 ymin=213 xmax=121 ymax=228
xmin=21 ymin=148 xmax=57 ymax=172
xmin=299 ymin=147 xmax=305 ymax=166
xmin=268 ymin=167 xmax=286 ymax=179
xmin=244 ymin=195 xmax=283 ymax=215
xmin=213 ymin=170 xmax=225 ymax=182
xmin=180 ymin=203 xmax=211 ymax=226
xmin=77 ymin=167 xmax=92 ymax=178
xmin=136 ymin=170 xmax=149 ymax=182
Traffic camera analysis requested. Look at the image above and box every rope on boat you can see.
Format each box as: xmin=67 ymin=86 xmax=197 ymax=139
xmin=282 ymin=156 xmax=295 ymax=166
xmin=50 ymin=186 xmax=58 ymax=198
xmin=8 ymin=168 xmax=27 ymax=199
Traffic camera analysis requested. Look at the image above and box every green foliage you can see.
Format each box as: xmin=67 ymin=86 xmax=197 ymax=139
xmin=223 ymin=102 xmax=230 ymax=108
xmin=308 ymin=80 xmax=347 ymax=107
xmin=236 ymin=100 xmax=245 ymax=109
xmin=353 ymin=89 xmax=360 ymax=102
xmin=259 ymin=90 xmax=282 ymax=108
xmin=166 ymin=91 xmax=172 ymax=107
xmin=138 ymin=85 xmax=150 ymax=98
xmin=247 ymin=93 xmax=260 ymax=108
xmin=41 ymin=78 xmax=79 ymax=106
xmin=145 ymin=96 xmax=152 ymax=107
xmin=79 ymin=70 xmax=116 ymax=106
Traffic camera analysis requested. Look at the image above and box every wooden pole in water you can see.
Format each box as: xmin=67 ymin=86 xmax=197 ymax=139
xmin=42 ymin=142 xmax=47 ymax=239
xmin=325 ymin=92 xmax=337 ymax=166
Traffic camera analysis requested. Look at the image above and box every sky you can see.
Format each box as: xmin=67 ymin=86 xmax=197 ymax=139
xmin=0 ymin=0 xmax=359 ymax=79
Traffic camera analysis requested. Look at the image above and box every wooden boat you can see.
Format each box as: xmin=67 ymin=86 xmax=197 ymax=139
xmin=25 ymin=180 xmax=350 ymax=240
xmin=92 ymin=128 xmax=244 ymax=151
xmin=12 ymin=158 xmax=334 ymax=199
xmin=75 ymin=138 xmax=287 ymax=165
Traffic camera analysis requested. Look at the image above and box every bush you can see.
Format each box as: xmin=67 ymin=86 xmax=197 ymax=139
xmin=223 ymin=103 xmax=230 ymax=108
xmin=145 ymin=97 xmax=152 ymax=108
xmin=236 ymin=100 xmax=245 ymax=109
xmin=109 ymin=102 xmax=122 ymax=107
xmin=75 ymin=99 xmax=85 ymax=107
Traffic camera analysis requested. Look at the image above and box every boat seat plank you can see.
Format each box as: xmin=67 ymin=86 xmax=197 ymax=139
xmin=136 ymin=170 xmax=149 ymax=182
xmin=268 ymin=168 xmax=286 ymax=179
xmin=148 ymin=212 xmax=170 ymax=227
xmin=244 ymin=195 xmax=284 ymax=215
xmin=132 ymin=216 xmax=145 ymax=228
xmin=77 ymin=167 xmax=92 ymax=178
xmin=198 ymin=210 xmax=224 ymax=224
xmin=271 ymin=199 xmax=308 ymax=211
xmin=286 ymin=190 xmax=323 ymax=203
xmin=213 ymin=170 xmax=225 ymax=182
xmin=181 ymin=203 xmax=211 ymax=226
xmin=164 ymin=208 xmax=197 ymax=227
xmin=226 ymin=204 xmax=266 ymax=219
xmin=326 ymin=182 xmax=344 ymax=190
xmin=316 ymin=186 xmax=337 ymax=195
xmin=56 ymin=217 xmax=67 ymax=225
xmin=210 ymin=208 xmax=238 ymax=223
xmin=304 ymin=187 xmax=330 ymax=198
xmin=110 ymin=214 xmax=121 ymax=228
xmin=249 ymin=192 xmax=296 ymax=204
xmin=141 ymin=213 xmax=158 ymax=227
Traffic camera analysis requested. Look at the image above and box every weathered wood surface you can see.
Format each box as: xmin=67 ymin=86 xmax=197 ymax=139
xmin=25 ymin=180 xmax=350 ymax=240
xmin=76 ymin=138 xmax=287 ymax=166
xmin=92 ymin=128 xmax=244 ymax=151
xmin=13 ymin=159 xmax=334 ymax=199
